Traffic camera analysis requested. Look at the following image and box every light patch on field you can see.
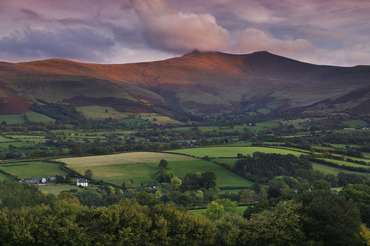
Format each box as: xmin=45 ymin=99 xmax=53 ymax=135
xmin=39 ymin=184 xmax=76 ymax=196
xmin=58 ymin=152 xmax=193 ymax=169
xmin=77 ymin=106 xmax=129 ymax=120
xmin=139 ymin=113 xmax=180 ymax=125
xmin=167 ymin=146 xmax=303 ymax=158
xmin=58 ymin=152 xmax=253 ymax=187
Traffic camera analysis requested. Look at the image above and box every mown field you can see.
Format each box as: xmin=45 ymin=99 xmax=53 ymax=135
xmin=167 ymin=146 xmax=305 ymax=158
xmin=58 ymin=152 xmax=252 ymax=187
xmin=0 ymin=161 xmax=67 ymax=178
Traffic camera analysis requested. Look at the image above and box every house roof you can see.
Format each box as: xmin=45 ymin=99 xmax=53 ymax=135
xmin=77 ymin=179 xmax=88 ymax=183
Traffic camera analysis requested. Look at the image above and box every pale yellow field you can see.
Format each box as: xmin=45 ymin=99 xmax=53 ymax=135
xmin=138 ymin=113 xmax=181 ymax=125
xmin=58 ymin=152 xmax=193 ymax=169
xmin=77 ymin=106 xmax=129 ymax=120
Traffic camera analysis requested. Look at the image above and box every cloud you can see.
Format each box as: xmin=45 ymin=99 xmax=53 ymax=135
xmin=233 ymin=28 xmax=314 ymax=57
xmin=19 ymin=8 xmax=42 ymax=20
xmin=0 ymin=27 xmax=115 ymax=62
xmin=131 ymin=0 xmax=230 ymax=53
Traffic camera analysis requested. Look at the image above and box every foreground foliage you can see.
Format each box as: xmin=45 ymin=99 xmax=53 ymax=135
xmin=0 ymin=181 xmax=369 ymax=246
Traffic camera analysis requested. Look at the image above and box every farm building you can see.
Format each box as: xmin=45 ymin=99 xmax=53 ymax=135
xmin=20 ymin=177 xmax=47 ymax=184
xmin=76 ymin=179 xmax=88 ymax=187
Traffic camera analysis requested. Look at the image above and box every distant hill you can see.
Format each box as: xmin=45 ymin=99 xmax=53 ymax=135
xmin=0 ymin=51 xmax=369 ymax=120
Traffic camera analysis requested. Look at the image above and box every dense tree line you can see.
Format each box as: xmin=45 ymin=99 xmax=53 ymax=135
xmin=30 ymin=102 xmax=87 ymax=125
xmin=1 ymin=181 xmax=369 ymax=246
xmin=234 ymin=153 xmax=312 ymax=182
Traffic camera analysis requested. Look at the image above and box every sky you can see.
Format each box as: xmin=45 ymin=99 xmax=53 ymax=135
xmin=0 ymin=0 xmax=370 ymax=66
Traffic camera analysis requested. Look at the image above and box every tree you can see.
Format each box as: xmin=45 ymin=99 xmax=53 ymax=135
xmin=122 ymin=180 xmax=133 ymax=190
xmin=158 ymin=159 xmax=168 ymax=170
xmin=215 ymin=198 xmax=237 ymax=214
xmin=182 ymin=172 xmax=202 ymax=190
xmin=340 ymin=183 xmax=370 ymax=226
xmin=170 ymin=176 xmax=182 ymax=190
xmin=205 ymin=201 xmax=224 ymax=220
xmin=201 ymin=171 xmax=217 ymax=189
xmin=154 ymin=170 xmax=174 ymax=183
xmin=84 ymin=169 xmax=93 ymax=179
xmin=299 ymin=191 xmax=363 ymax=246
xmin=242 ymin=200 xmax=306 ymax=246
xmin=240 ymin=189 xmax=256 ymax=204
xmin=267 ymin=185 xmax=282 ymax=199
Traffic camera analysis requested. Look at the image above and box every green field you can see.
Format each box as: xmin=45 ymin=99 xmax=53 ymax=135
xmin=343 ymin=120 xmax=368 ymax=128
xmin=58 ymin=152 xmax=252 ymax=187
xmin=77 ymin=106 xmax=128 ymax=120
xmin=0 ymin=172 xmax=9 ymax=180
xmin=0 ymin=161 xmax=67 ymax=178
xmin=39 ymin=184 xmax=77 ymax=196
xmin=318 ymin=158 xmax=369 ymax=168
xmin=0 ymin=112 xmax=54 ymax=124
xmin=168 ymin=147 xmax=304 ymax=158
xmin=0 ymin=141 xmax=36 ymax=149
xmin=172 ymin=121 xmax=279 ymax=133
xmin=0 ymin=135 xmax=14 ymax=142
xmin=312 ymin=163 xmax=368 ymax=176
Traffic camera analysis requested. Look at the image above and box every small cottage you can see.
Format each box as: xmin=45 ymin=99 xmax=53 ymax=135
xmin=76 ymin=179 xmax=88 ymax=187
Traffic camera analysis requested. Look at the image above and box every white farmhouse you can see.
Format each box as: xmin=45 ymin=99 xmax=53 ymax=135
xmin=76 ymin=179 xmax=88 ymax=187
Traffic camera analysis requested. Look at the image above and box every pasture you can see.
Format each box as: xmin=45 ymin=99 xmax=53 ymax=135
xmin=0 ymin=112 xmax=54 ymax=124
xmin=0 ymin=172 xmax=9 ymax=180
xmin=39 ymin=184 xmax=77 ymax=196
xmin=311 ymin=163 xmax=367 ymax=176
xmin=139 ymin=113 xmax=180 ymax=125
xmin=318 ymin=158 xmax=369 ymax=168
xmin=0 ymin=161 xmax=67 ymax=178
xmin=0 ymin=135 xmax=14 ymax=142
xmin=171 ymin=121 xmax=279 ymax=133
xmin=167 ymin=146 xmax=304 ymax=158
xmin=0 ymin=141 xmax=36 ymax=149
xmin=77 ymin=106 xmax=128 ymax=120
xmin=58 ymin=152 xmax=252 ymax=187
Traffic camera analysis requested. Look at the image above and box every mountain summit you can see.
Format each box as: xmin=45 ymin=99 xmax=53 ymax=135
xmin=0 ymin=51 xmax=369 ymax=117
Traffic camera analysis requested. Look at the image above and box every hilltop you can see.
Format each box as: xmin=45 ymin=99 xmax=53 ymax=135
xmin=0 ymin=51 xmax=369 ymax=120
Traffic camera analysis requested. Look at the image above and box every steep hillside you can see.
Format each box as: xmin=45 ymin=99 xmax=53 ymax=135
xmin=0 ymin=51 xmax=369 ymax=119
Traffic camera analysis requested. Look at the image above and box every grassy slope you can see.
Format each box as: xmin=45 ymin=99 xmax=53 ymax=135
xmin=58 ymin=152 xmax=252 ymax=187
xmin=39 ymin=184 xmax=77 ymax=196
xmin=0 ymin=112 xmax=54 ymax=124
xmin=167 ymin=147 xmax=304 ymax=158
xmin=0 ymin=161 xmax=67 ymax=178
xmin=77 ymin=106 xmax=128 ymax=120
xmin=0 ymin=135 xmax=14 ymax=142
xmin=0 ymin=172 xmax=9 ymax=180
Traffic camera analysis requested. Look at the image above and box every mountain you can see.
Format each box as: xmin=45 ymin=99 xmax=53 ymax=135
xmin=0 ymin=51 xmax=369 ymax=119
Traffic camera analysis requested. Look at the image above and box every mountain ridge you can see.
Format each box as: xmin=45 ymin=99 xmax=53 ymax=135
xmin=0 ymin=51 xmax=369 ymax=118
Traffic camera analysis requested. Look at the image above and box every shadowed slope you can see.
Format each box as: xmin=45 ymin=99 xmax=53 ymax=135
xmin=0 ymin=51 xmax=369 ymax=116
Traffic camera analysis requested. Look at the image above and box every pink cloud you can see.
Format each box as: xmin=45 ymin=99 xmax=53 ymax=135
xmin=131 ymin=0 xmax=230 ymax=52
xmin=233 ymin=28 xmax=314 ymax=57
